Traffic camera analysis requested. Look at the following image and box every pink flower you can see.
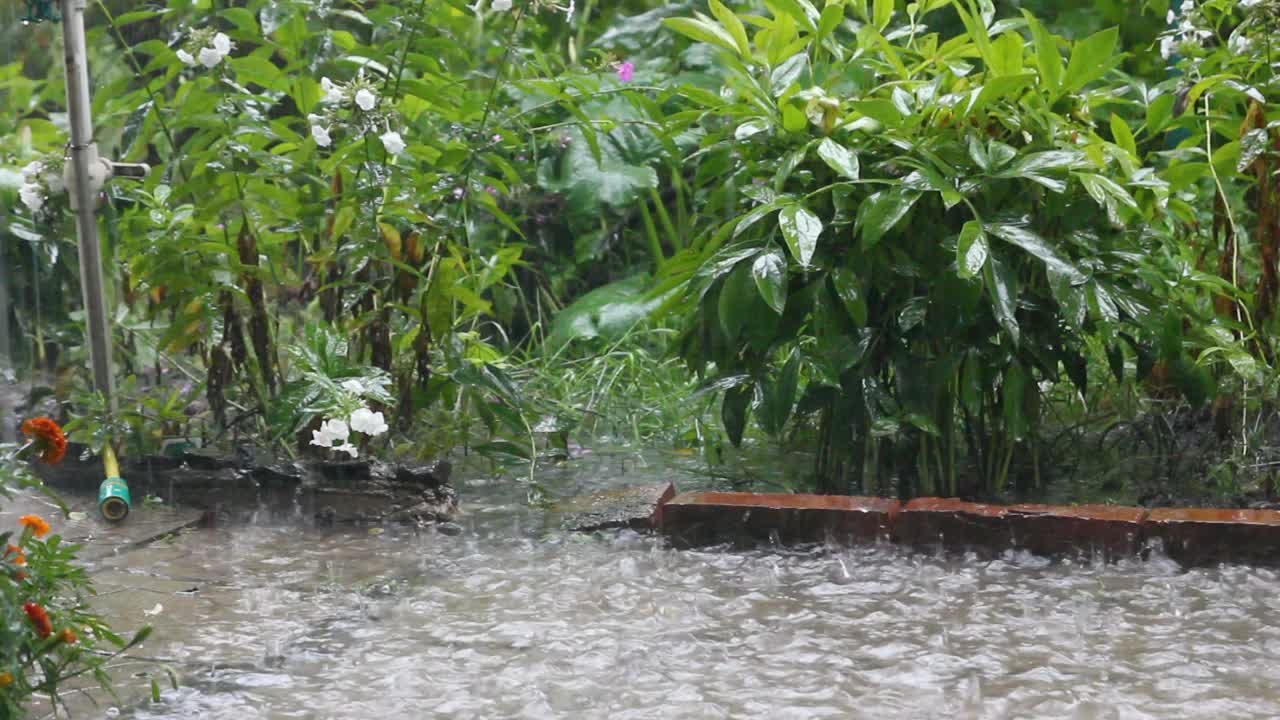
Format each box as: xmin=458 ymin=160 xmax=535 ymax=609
xmin=617 ymin=61 xmax=635 ymax=83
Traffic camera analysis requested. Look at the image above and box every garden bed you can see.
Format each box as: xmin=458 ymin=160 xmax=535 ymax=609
xmin=30 ymin=443 xmax=457 ymax=528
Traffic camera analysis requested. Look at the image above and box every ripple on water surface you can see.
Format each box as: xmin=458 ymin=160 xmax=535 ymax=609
xmin=84 ymin=458 xmax=1280 ymax=720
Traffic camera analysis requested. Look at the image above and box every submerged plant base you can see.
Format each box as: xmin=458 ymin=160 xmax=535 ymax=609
xmin=652 ymin=491 xmax=1280 ymax=566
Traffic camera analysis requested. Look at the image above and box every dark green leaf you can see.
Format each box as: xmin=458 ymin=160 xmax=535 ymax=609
xmin=856 ymin=190 xmax=919 ymax=248
xmin=957 ymin=220 xmax=988 ymax=278
xmin=779 ymin=204 xmax=822 ymax=266
xmin=985 ymin=252 xmax=1019 ymax=344
xmin=722 ymin=384 xmax=753 ymax=447
xmin=751 ymin=250 xmax=788 ymax=314
xmin=830 ymin=268 xmax=868 ymax=326
xmin=987 ymin=222 xmax=1084 ymax=283
xmin=816 ymin=138 xmax=860 ymax=180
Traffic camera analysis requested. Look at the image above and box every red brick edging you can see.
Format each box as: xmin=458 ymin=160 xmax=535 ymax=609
xmin=653 ymin=491 xmax=1280 ymax=565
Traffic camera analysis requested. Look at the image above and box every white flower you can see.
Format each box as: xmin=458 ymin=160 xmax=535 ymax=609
xmin=333 ymin=442 xmax=359 ymax=458
xmin=379 ymin=130 xmax=406 ymax=155
xmin=46 ymin=172 xmax=63 ymax=194
xmin=340 ymin=379 xmax=365 ymax=394
xmin=176 ymin=49 xmax=195 ymax=66
xmin=310 ymin=418 xmax=350 ymax=448
xmin=492 ymin=0 xmax=513 ymax=10
xmin=1228 ymin=32 xmax=1253 ymax=55
xmin=1160 ymin=36 xmax=1177 ymax=60
xmin=1180 ymin=0 xmax=1194 ymax=13
xmin=311 ymin=124 xmax=332 ymax=147
xmin=198 ymin=46 xmax=224 ymax=68
xmin=21 ymin=161 xmax=43 ymax=183
xmin=212 ymin=32 xmax=232 ymax=55
xmin=1166 ymin=10 xmax=1176 ymax=23
xmin=19 ymin=184 xmax=44 ymax=212
xmin=321 ymin=77 xmax=344 ymax=104
xmin=354 ymin=88 xmax=377 ymax=112
xmin=1241 ymin=0 xmax=1262 ymax=7
xmin=349 ymin=408 xmax=389 ymax=436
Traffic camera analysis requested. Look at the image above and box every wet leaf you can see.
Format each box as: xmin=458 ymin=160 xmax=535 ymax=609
xmin=831 ymin=268 xmax=868 ymax=326
xmin=857 ymin=190 xmax=919 ymax=248
xmin=779 ymin=204 xmax=822 ymax=267
xmin=985 ymin=252 xmax=1019 ymax=344
xmin=751 ymin=250 xmax=788 ymax=314
xmin=721 ymin=384 xmax=753 ymax=447
xmin=957 ymin=221 xmax=988 ymax=278
xmin=816 ymin=138 xmax=860 ymax=180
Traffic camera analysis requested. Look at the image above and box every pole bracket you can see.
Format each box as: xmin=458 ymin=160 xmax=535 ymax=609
xmin=62 ymin=144 xmax=150 ymax=205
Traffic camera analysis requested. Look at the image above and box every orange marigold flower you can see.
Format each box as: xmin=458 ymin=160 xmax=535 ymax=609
xmin=5 ymin=545 xmax=26 ymax=566
xmin=23 ymin=602 xmax=52 ymax=639
xmin=0 ymin=672 xmax=12 ymax=688
xmin=20 ymin=417 xmax=67 ymax=465
xmin=18 ymin=515 xmax=50 ymax=539
xmin=59 ymin=628 xmax=77 ymax=645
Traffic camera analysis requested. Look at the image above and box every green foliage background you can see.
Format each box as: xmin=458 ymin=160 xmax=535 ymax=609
xmin=1 ymin=0 xmax=1278 ymax=503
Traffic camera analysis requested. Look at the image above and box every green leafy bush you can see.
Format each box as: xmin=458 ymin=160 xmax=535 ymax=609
xmin=663 ymin=0 xmax=1168 ymax=497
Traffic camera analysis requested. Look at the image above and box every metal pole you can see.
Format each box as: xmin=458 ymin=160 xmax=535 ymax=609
xmin=60 ymin=0 xmax=115 ymax=411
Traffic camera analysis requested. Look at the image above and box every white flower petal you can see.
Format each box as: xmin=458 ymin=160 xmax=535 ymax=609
xmin=176 ymin=49 xmax=195 ymax=66
xmin=491 ymin=0 xmax=513 ymax=10
xmin=198 ymin=47 xmax=223 ymax=68
xmin=321 ymin=418 xmax=350 ymax=441
xmin=340 ymin=379 xmax=365 ymax=393
xmin=350 ymin=408 xmax=389 ymax=436
xmin=19 ymin=184 xmax=44 ymax=212
xmin=311 ymin=124 xmax=332 ymax=148
xmin=379 ymin=130 xmax=406 ymax=155
xmin=354 ymin=88 xmax=377 ymax=112
xmin=21 ymin=161 xmax=43 ymax=183
xmin=321 ymin=77 xmax=345 ymax=104
xmin=334 ymin=443 xmax=359 ymax=458
xmin=212 ymin=32 xmax=232 ymax=55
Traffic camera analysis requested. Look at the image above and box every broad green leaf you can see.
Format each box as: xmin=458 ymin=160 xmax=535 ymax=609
xmin=873 ymin=0 xmax=894 ymax=30
xmin=984 ymin=252 xmax=1019 ymax=344
xmin=770 ymin=54 xmax=809 ymax=96
xmin=751 ymin=250 xmax=788 ymax=314
xmin=718 ymin=262 xmax=758 ymax=340
xmin=831 ymin=268 xmax=868 ymax=326
xmin=764 ymin=0 xmax=821 ymax=32
xmin=722 ymin=384 xmax=753 ymax=447
xmin=1063 ymin=27 xmax=1120 ymax=92
xmin=856 ymin=190 xmax=920 ymax=248
xmin=1022 ymin=10 xmax=1062 ymax=92
xmin=957 ymin=220 xmax=988 ymax=278
xmin=1002 ymin=362 xmax=1030 ymax=438
xmin=663 ymin=17 xmax=742 ymax=54
xmin=1110 ymin=114 xmax=1137 ymax=158
xmin=548 ymin=275 xmax=663 ymax=347
xmin=987 ymin=222 xmax=1084 ymax=283
xmin=817 ymin=4 xmax=844 ymax=40
xmin=779 ymin=204 xmax=822 ymax=266
xmin=1076 ymin=172 xmax=1139 ymax=225
xmin=760 ymin=351 xmax=801 ymax=436
xmin=709 ymin=0 xmax=752 ymax=56
xmin=898 ymin=297 xmax=928 ymax=332
xmin=733 ymin=200 xmax=785 ymax=239
xmin=968 ymin=135 xmax=990 ymax=171
xmin=816 ymin=138 xmax=860 ymax=180
xmin=989 ymin=30 xmax=1024 ymax=77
